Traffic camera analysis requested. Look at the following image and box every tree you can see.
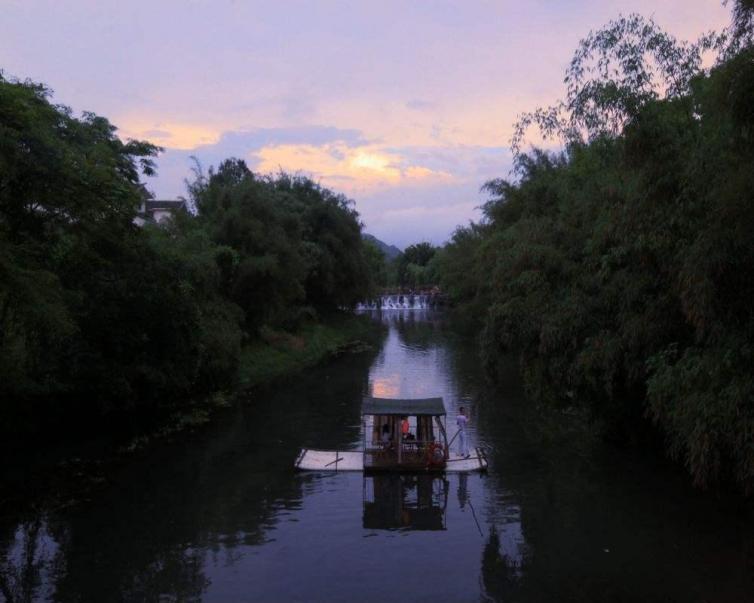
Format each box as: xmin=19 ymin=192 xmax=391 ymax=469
xmin=0 ymin=75 xmax=243 ymax=425
xmin=510 ymin=14 xmax=721 ymax=158
xmin=0 ymin=75 xmax=159 ymax=403
xmin=726 ymin=0 xmax=754 ymax=47
xmin=394 ymin=242 xmax=437 ymax=288
xmin=188 ymin=161 xmax=372 ymax=329
xmin=362 ymin=238 xmax=388 ymax=290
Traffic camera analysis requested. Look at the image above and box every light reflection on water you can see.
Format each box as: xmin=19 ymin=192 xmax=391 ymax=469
xmin=1 ymin=310 xmax=753 ymax=602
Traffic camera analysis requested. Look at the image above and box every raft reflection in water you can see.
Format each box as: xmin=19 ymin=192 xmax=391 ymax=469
xmin=362 ymin=474 xmax=449 ymax=530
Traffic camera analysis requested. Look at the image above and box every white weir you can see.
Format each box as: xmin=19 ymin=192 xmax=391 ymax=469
xmin=357 ymin=294 xmax=437 ymax=311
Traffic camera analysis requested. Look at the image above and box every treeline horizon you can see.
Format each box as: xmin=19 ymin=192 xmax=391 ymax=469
xmin=428 ymin=5 xmax=754 ymax=494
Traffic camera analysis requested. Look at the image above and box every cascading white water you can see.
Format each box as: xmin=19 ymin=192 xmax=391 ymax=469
xmin=356 ymin=293 xmax=436 ymax=311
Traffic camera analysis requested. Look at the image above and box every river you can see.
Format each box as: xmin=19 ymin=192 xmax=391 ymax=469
xmin=1 ymin=310 xmax=752 ymax=602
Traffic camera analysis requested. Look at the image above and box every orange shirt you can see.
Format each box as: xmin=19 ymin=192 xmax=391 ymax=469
xmin=401 ymin=419 xmax=409 ymax=434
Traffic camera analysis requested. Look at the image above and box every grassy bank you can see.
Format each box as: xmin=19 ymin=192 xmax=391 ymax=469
xmin=237 ymin=312 xmax=384 ymax=388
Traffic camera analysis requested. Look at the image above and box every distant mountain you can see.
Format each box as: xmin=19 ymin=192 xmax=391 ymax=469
xmin=363 ymin=233 xmax=402 ymax=260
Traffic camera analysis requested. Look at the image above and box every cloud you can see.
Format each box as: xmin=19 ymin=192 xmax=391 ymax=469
xmin=142 ymin=129 xmax=173 ymax=138
xmin=253 ymin=143 xmax=456 ymax=195
xmin=349 ymin=145 xmax=513 ymax=247
xmin=121 ymin=122 xmax=222 ymax=150
xmin=361 ymin=184 xmax=484 ymax=248
xmin=216 ymin=126 xmax=369 ymax=151
xmin=145 ymin=125 xmax=472 ymax=199
xmin=136 ymin=124 xmax=367 ymax=153
xmin=146 ymin=125 xmax=371 ymax=196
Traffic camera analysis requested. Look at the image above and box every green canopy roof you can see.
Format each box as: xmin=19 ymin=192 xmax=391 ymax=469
xmin=362 ymin=397 xmax=446 ymax=416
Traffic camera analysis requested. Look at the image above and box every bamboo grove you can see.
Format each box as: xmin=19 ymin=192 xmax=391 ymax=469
xmin=434 ymin=10 xmax=754 ymax=493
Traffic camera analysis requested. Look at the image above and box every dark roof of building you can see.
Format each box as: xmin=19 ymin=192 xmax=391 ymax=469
xmin=145 ymin=199 xmax=186 ymax=211
xmin=362 ymin=397 xmax=446 ymax=416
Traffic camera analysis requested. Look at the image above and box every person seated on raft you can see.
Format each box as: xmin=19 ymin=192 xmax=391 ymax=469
xmin=401 ymin=416 xmax=410 ymax=440
xmin=380 ymin=423 xmax=392 ymax=449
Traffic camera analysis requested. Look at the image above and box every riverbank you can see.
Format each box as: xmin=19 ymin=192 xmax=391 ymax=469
xmin=121 ymin=312 xmax=384 ymax=452
xmin=237 ymin=312 xmax=384 ymax=388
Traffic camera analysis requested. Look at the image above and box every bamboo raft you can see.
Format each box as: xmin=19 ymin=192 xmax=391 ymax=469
xmin=295 ymin=447 xmax=488 ymax=472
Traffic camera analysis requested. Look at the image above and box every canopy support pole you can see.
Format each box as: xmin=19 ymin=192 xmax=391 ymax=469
xmin=396 ymin=416 xmax=402 ymax=464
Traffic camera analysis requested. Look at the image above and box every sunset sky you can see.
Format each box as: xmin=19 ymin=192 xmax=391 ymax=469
xmin=1 ymin=1 xmax=730 ymax=247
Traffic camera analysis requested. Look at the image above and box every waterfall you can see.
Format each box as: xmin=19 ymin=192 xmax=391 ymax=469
xmin=356 ymin=293 xmax=442 ymax=311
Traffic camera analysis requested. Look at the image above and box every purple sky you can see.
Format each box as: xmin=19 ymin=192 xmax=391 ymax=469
xmin=1 ymin=1 xmax=729 ymax=248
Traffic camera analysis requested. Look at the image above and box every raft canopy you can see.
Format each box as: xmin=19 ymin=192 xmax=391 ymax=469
xmin=362 ymin=396 xmax=446 ymax=416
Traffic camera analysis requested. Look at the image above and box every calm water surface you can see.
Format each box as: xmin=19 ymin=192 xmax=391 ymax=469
xmin=2 ymin=311 xmax=753 ymax=602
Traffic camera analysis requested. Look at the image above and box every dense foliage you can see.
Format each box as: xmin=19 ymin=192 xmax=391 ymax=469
xmin=393 ymin=242 xmax=439 ymax=289
xmin=188 ymin=158 xmax=371 ymax=328
xmin=362 ymin=238 xmax=389 ymax=289
xmin=436 ymin=19 xmax=754 ymax=492
xmin=0 ymin=78 xmax=373 ymax=431
xmin=360 ymin=240 xmax=440 ymax=290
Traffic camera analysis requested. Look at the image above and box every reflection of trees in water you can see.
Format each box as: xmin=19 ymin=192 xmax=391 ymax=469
xmin=476 ymin=388 xmax=754 ymax=601
xmin=117 ymin=547 xmax=208 ymax=603
xmin=0 ymin=518 xmax=57 ymax=603
xmin=436 ymin=319 xmax=754 ymax=601
xmin=289 ymin=350 xmax=379 ymax=450
xmin=34 ymin=415 xmax=274 ymax=602
xmin=481 ymin=526 xmax=524 ymax=603
xmin=6 ymin=421 xmax=294 ymax=602
xmin=0 ymin=344 xmax=381 ymax=601
xmin=377 ymin=310 xmax=445 ymax=352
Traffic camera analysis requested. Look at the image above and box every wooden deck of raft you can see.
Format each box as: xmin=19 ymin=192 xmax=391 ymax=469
xmin=294 ymin=447 xmax=488 ymax=473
